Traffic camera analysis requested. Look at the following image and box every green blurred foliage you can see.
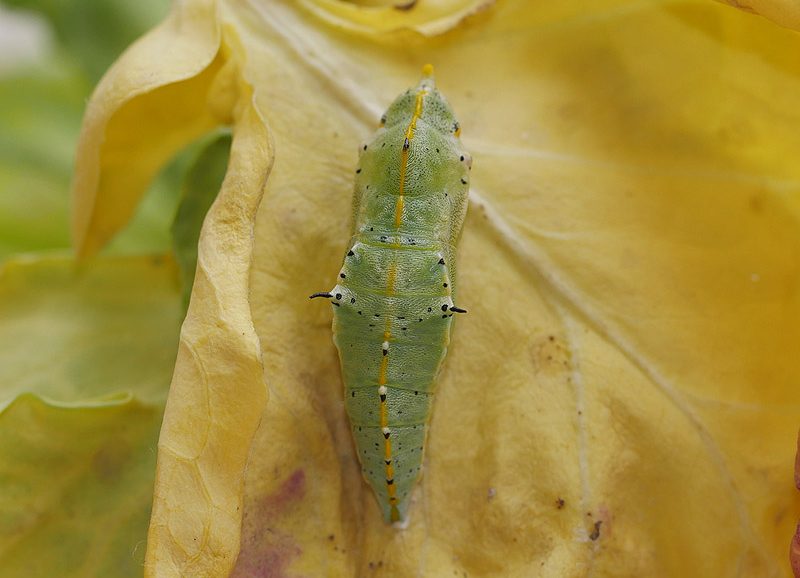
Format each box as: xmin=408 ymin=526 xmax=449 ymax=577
xmin=0 ymin=2 xmax=207 ymax=576
xmin=0 ymin=0 xmax=197 ymax=260
xmin=0 ymin=393 xmax=163 ymax=578
xmin=171 ymin=129 xmax=232 ymax=310
xmin=0 ymin=64 xmax=81 ymax=255
xmin=4 ymin=0 xmax=171 ymax=83
xmin=0 ymin=256 xmax=182 ymax=406
xmin=0 ymin=254 xmax=183 ymax=576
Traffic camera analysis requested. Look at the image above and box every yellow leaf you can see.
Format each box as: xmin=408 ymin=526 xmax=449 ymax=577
xmin=144 ymin=95 xmax=272 ymax=576
xmin=72 ymin=0 xmax=800 ymax=576
xmin=71 ymin=0 xmax=224 ymax=258
xmin=298 ymin=0 xmax=495 ymax=35
xmin=72 ymin=1 xmax=271 ymax=575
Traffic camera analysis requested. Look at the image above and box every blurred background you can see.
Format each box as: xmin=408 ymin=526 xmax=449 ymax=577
xmin=0 ymin=0 xmax=187 ymax=261
xmin=0 ymin=2 xmax=208 ymax=577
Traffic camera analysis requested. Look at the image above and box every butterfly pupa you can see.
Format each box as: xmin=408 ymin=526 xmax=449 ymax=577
xmin=311 ymin=64 xmax=470 ymax=524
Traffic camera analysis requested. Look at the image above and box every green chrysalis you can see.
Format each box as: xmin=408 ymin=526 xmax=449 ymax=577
xmin=312 ymin=65 xmax=470 ymax=525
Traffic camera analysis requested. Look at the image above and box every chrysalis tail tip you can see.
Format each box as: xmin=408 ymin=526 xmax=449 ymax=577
xmin=419 ymin=64 xmax=435 ymax=89
xmin=390 ymin=507 xmax=410 ymax=529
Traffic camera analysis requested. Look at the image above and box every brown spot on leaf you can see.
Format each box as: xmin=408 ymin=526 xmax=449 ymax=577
xmin=795 ymin=429 xmax=800 ymax=490
xmin=791 ymin=523 xmax=800 ymax=577
xmin=530 ymin=334 xmax=569 ymax=375
xmin=589 ymin=521 xmax=602 ymax=541
xmin=265 ymin=469 xmax=306 ymax=515
xmin=92 ymin=443 xmax=130 ymax=483
xmin=721 ymin=0 xmax=756 ymax=14
xmin=231 ymin=469 xmax=306 ymax=577
xmin=749 ymin=192 xmax=766 ymax=214
xmin=792 ymin=431 xmax=800 ymax=578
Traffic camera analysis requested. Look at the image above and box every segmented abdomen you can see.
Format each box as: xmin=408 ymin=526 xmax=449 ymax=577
xmin=331 ymin=233 xmax=454 ymax=522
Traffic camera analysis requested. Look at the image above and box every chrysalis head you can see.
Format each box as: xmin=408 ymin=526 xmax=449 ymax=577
xmin=381 ymin=65 xmax=459 ymax=137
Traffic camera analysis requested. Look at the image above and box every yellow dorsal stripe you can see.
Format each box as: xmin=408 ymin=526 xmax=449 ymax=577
xmin=385 ymin=263 xmax=397 ymax=296
xmin=395 ymin=88 xmax=427 ymax=228
xmin=384 ymin=71 xmax=431 ymax=522
xmin=379 ymin=264 xmax=398 ymax=520
xmin=378 ymin=355 xmax=389 ymax=386
xmin=394 ymin=196 xmax=405 ymax=228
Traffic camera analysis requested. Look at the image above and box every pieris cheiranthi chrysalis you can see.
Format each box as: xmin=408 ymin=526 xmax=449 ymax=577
xmin=312 ymin=65 xmax=470 ymax=524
